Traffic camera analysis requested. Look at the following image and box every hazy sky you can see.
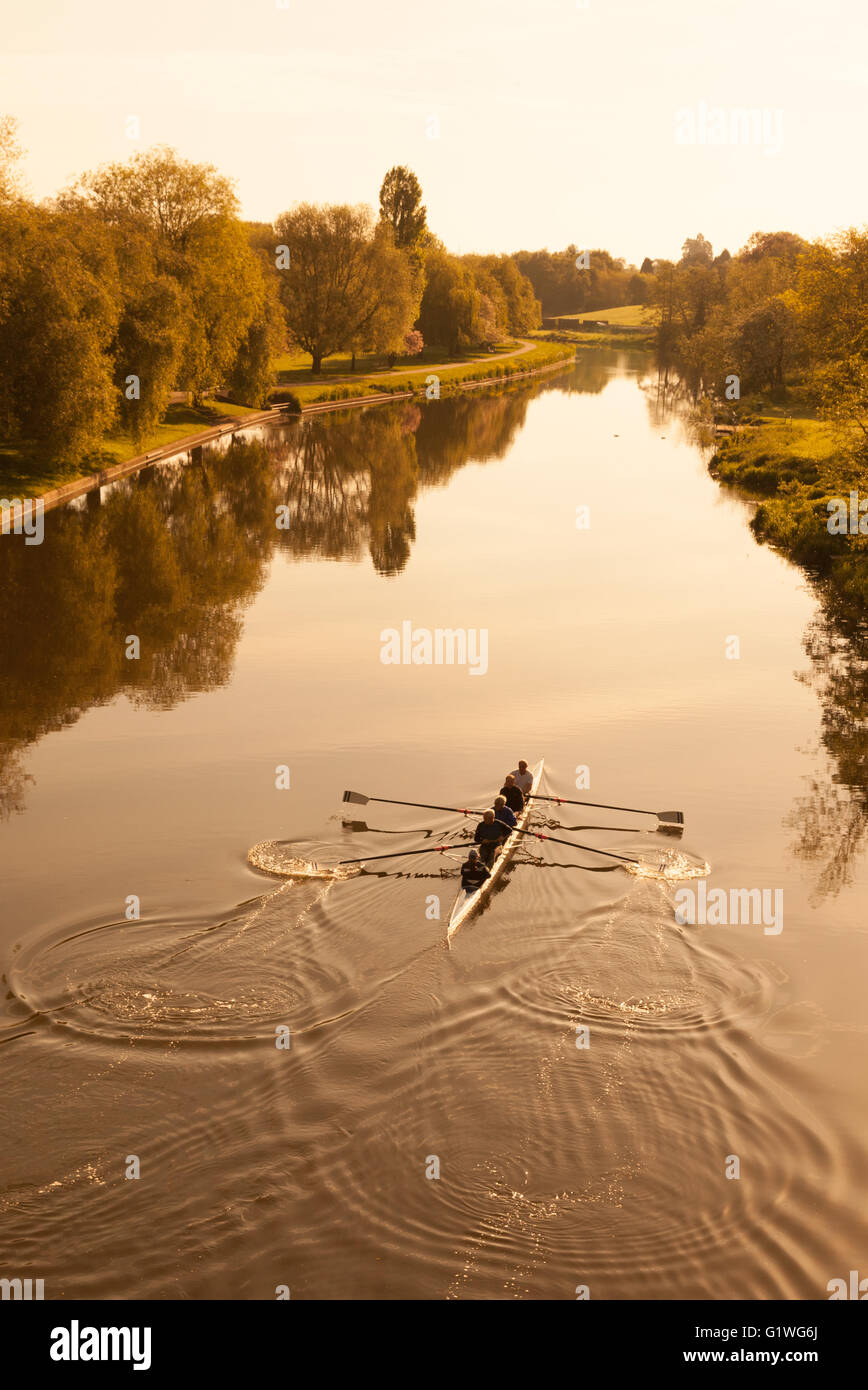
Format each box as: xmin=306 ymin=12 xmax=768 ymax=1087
xmin=2 ymin=0 xmax=864 ymax=263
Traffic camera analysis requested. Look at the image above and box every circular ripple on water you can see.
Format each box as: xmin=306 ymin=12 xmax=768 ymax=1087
xmin=8 ymin=879 xmax=358 ymax=1045
xmin=500 ymin=908 xmax=780 ymax=1039
xmin=248 ymin=839 xmax=363 ymax=880
xmin=624 ymin=848 xmax=711 ymax=881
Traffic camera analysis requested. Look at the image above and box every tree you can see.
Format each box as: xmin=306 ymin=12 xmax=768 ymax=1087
xmin=0 ymin=202 xmax=119 ymax=461
xmin=74 ymin=146 xmax=238 ymax=251
xmin=640 ymin=257 xmax=654 ymax=275
xmin=227 ymin=264 xmax=285 ymax=407
xmin=274 ymin=203 xmax=416 ymax=373
xmin=680 ymin=233 xmax=714 ymax=267
xmin=740 ymin=230 xmax=807 ymax=265
xmin=471 ymin=255 xmax=540 ymax=334
xmin=114 ymin=264 xmax=188 ymax=443
xmin=71 ymin=146 xmax=267 ymax=406
xmin=0 ymin=115 xmax=24 ymax=202
xmin=477 ymin=294 xmax=499 ymax=345
xmin=418 ymin=248 xmax=481 ymax=354
xmin=178 ymin=214 xmax=267 ymax=402
xmin=627 ymin=272 xmax=647 ymax=303
xmin=734 ymin=295 xmax=799 ymax=389
xmin=378 ymin=166 xmax=427 ymax=252
xmin=797 ymin=229 xmax=868 ymax=429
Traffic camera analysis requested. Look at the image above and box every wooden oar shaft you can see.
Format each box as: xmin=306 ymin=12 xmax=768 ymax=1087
xmin=341 ymin=794 xmax=639 ymax=864
xmin=363 ymin=795 xmax=483 ymax=816
xmin=338 ymin=844 xmax=455 ymax=865
xmin=530 ymin=794 xmax=659 ymax=817
xmin=512 ymin=825 xmax=639 ymax=864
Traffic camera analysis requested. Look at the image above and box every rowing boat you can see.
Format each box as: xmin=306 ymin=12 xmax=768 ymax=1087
xmin=447 ymin=758 xmax=544 ymax=942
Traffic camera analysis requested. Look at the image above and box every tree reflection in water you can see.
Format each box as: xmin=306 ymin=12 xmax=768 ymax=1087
xmin=0 ymin=384 xmax=544 ymax=815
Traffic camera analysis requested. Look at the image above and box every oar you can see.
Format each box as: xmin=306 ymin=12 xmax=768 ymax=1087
xmin=529 ymin=794 xmax=683 ymax=825
xmin=343 ymin=790 xmax=483 ymax=816
xmin=341 ymin=788 xmax=640 ymax=864
xmin=337 ymin=844 xmax=459 ymax=865
xmin=510 ymin=825 xmax=639 ymax=864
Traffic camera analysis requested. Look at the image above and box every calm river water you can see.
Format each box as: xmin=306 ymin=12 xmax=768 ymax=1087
xmin=2 ymin=350 xmax=866 ymax=1299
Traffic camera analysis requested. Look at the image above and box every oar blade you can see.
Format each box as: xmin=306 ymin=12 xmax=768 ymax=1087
xmin=342 ymin=790 xmax=369 ymax=805
xmin=657 ymin=810 xmax=684 ymax=824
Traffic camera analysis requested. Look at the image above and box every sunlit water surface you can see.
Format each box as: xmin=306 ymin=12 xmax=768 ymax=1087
xmin=2 ymin=352 xmax=867 ymax=1299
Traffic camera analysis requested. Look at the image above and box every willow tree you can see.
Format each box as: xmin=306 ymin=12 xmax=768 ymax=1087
xmin=0 ymin=201 xmax=119 ymax=460
xmin=274 ymin=202 xmax=416 ymax=373
xmin=71 ymin=147 xmax=270 ymax=406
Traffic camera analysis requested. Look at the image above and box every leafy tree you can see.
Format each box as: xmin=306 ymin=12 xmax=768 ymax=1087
xmin=418 ymin=248 xmax=481 ymax=353
xmin=178 ymin=214 xmax=267 ymax=402
xmin=477 ymin=294 xmax=500 ymax=345
xmin=627 ymin=272 xmax=647 ymax=303
xmin=0 ymin=202 xmax=119 ymax=460
xmin=274 ymin=203 xmax=415 ymax=373
xmin=734 ymin=295 xmax=799 ymax=389
xmin=740 ymin=230 xmax=808 ymax=265
xmin=71 ymin=147 xmax=268 ymax=407
xmin=515 ymin=245 xmax=640 ymax=317
xmin=466 ymin=254 xmax=540 ymax=334
xmin=680 ymin=233 xmax=714 ymax=267
xmin=227 ymin=283 xmax=284 ymax=407
xmin=797 ymin=229 xmax=868 ymax=429
xmin=378 ymin=166 xmax=427 ymax=252
xmin=640 ymin=256 xmax=654 ymax=275
xmin=0 ymin=115 xmax=24 ymax=202
xmin=74 ymin=145 xmax=238 ymax=251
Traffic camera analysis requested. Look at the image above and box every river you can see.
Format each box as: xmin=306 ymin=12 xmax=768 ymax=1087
xmin=2 ymin=349 xmax=866 ymax=1299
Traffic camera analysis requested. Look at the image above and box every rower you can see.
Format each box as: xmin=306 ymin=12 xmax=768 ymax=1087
xmin=460 ymin=848 xmax=490 ymax=892
xmin=493 ymin=794 xmax=517 ymax=830
xmin=500 ymin=774 xmax=524 ymax=816
xmin=475 ymin=809 xmax=509 ymax=866
xmin=511 ymin=760 xmax=533 ymax=799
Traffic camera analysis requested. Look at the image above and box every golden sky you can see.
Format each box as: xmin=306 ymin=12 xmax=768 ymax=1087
xmin=2 ymin=0 xmax=863 ymax=262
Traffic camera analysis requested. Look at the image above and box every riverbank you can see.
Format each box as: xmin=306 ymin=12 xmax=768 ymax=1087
xmin=10 ymin=341 xmax=573 ymax=509
xmin=274 ymin=339 xmax=566 ymax=407
xmin=710 ymin=406 xmax=868 ymax=608
xmin=532 ymin=326 xmax=656 ymax=349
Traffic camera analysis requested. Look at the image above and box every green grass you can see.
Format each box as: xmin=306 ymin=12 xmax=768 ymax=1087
xmin=531 ymin=327 xmax=655 ymax=349
xmin=279 ymin=341 xmax=572 ymax=406
xmin=711 ymin=407 xmax=868 ymax=608
xmin=711 ymin=414 xmax=846 ymax=494
xmin=551 ymin=304 xmax=659 ymax=327
xmin=0 ymin=398 xmax=264 ymax=499
xmin=274 ymin=341 xmax=519 ymax=384
xmin=1 ymin=346 xmax=573 ymax=500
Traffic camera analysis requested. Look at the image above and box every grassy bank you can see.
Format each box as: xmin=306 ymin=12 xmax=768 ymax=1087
xmin=2 ymin=343 xmax=573 ymax=501
xmin=272 ymin=340 xmax=573 ymax=407
xmin=552 ymin=303 xmax=658 ymax=328
xmin=0 ymin=398 xmax=264 ymax=499
xmin=710 ymin=407 xmax=868 ymax=606
xmin=531 ymin=326 xmax=655 ymax=349
xmin=273 ymin=341 xmax=519 ymax=383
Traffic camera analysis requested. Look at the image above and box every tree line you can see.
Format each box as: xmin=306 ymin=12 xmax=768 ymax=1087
xmin=651 ymin=228 xmax=868 ymax=431
xmin=0 ymin=121 xmax=550 ymax=466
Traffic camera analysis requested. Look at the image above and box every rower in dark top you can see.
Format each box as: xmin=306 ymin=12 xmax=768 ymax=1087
xmin=493 ymin=794 xmax=517 ymax=830
xmin=460 ymin=847 xmax=490 ymax=892
xmin=474 ymin=809 xmax=509 ymax=866
xmin=500 ymin=774 xmax=524 ymax=815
